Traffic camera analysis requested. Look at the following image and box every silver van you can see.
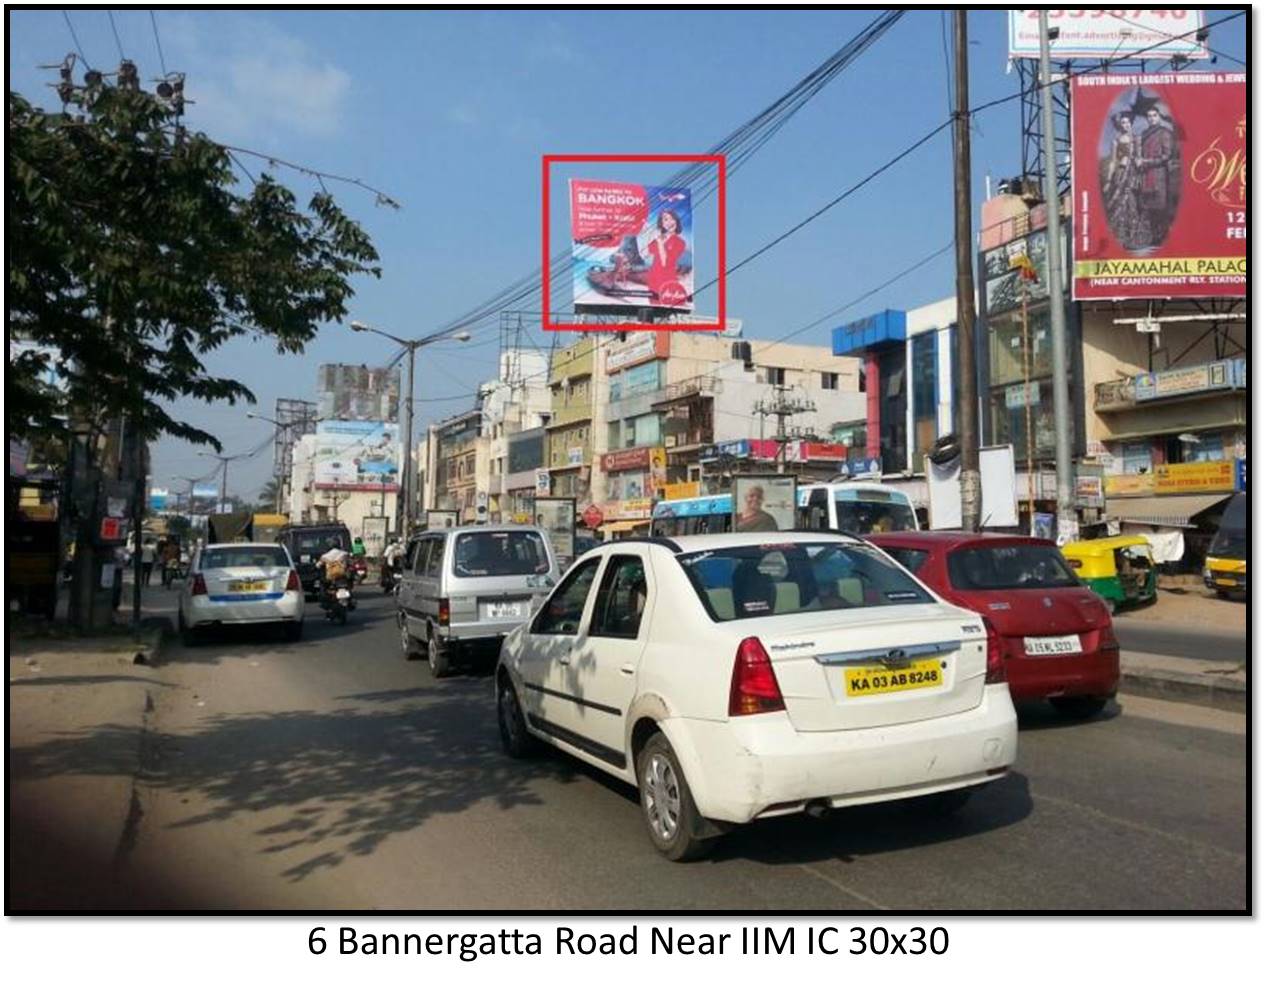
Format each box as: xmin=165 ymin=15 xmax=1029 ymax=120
xmin=396 ymin=525 xmax=560 ymax=676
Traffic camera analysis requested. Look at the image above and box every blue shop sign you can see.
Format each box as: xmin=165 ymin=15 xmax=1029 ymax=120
xmin=832 ymin=309 xmax=907 ymax=357
xmin=1236 ymin=458 xmax=1246 ymax=492
xmin=700 ymin=439 xmax=750 ymax=462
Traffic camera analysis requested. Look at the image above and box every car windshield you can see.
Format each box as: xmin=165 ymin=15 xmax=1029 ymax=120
xmin=293 ymin=530 xmax=349 ymax=554
xmin=1209 ymin=495 xmax=1247 ymax=559
xmin=678 ymin=541 xmax=933 ymax=622
xmin=201 ymin=547 xmax=289 ymax=570
xmin=835 ymin=496 xmax=917 ymax=533
xmin=947 ymin=544 xmax=1080 ymax=590
xmin=453 ymin=531 xmax=550 ymax=577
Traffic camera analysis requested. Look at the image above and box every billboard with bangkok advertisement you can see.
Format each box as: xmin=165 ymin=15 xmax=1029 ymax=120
xmin=569 ymin=179 xmax=694 ymax=313
xmin=1070 ymin=72 xmax=1246 ymax=300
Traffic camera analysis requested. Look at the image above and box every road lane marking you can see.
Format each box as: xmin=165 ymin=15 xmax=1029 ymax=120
xmin=797 ymin=863 xmax=889 ymax=909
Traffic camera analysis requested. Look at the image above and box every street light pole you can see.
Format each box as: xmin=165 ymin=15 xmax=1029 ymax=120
xmin=1038 ymin=10 xmax=1076 ymax=544
xmin=350 ymin=320 xmax=471 ymax=538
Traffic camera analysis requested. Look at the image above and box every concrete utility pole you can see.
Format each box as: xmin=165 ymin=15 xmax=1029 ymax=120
xmin=1038 ymin=10 xmax=1077 ymax=543
xmin=753 ymin=385 xmax=816 ymax=474
xmin=953 ymin=9 xmax=981 ymax=531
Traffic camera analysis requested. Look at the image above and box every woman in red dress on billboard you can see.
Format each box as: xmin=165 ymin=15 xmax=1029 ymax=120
xmin=645 ymin=209 xmax=686 ymax=304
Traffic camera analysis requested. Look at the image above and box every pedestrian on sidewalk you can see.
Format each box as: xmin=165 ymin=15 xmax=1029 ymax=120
xmin=161 ymin=540 xmax=180 ymax=589
xmin=141 ymin=540 xmax=156 ymax=586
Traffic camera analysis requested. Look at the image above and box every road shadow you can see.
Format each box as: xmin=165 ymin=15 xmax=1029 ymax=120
xmin=1014 ymin=698 xmax=1122 ymax=732
xmin=711 ymin=771 xmax=1034 ymax=867
xmin=8 ymin=676 xmax=586 ymax=903
xmin=9 ymin=674 xmax=179 ymax=689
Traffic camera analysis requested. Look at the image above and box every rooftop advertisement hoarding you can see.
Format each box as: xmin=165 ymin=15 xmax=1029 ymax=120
xmin=1070 ymin=73 xmax=1246 ymax=300
xmin=312 ymin=420 xmax=400 ymax=492
xmin=569 ymin=179 xmax=694 ymax=314
xmin=1008 ymin=10 xmax=1209 ymax=60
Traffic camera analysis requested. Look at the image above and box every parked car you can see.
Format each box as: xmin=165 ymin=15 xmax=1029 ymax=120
xmin=495 ymin=532 xmax=1017 ymax=861
xmin=178 ymin=542 xmax=304 ymax=645
xmin=868 ymin=532 xmax=1119 ymax=719
xmin=397 ymin=525 xmax=561 ymax=677
xmin=278 ymin=523 xmax=352 ymax=598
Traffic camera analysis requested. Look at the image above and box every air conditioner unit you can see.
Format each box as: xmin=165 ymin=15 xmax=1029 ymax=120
xmin=664 ymin=436 xmax=677 ymax=448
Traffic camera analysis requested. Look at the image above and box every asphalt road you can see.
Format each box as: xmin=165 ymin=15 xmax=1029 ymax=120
xmin=111 ymin=590 xmax=1246 ymax=911
xmin=1112 ymin=616 xmax=1248 ymax=663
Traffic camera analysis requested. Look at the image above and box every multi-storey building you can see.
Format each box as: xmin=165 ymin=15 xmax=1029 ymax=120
xmin=545 ymin=336 xmax=602 ymax=503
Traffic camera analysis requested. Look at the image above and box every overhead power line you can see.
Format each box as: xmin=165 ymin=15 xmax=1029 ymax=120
xmin=106 ymin=10 xmax=125 ymax=61
xmin=426 ymin=9 xmax=908 ymax=339
xmin=148 ymin=9 xmax=168 ymax=75
xmin=60 ymin=10 xmax=91 ymax=67
xmin=1103 ymin=10 xmax=1245 ymax=67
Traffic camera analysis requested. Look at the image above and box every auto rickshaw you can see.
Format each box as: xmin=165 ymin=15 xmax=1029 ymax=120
xmin=1060 ymin=535 xmax=1157 ymax=613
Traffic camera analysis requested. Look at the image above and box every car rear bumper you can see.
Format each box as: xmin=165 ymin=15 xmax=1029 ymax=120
xmin=1006 ymin=647 xmax=1120 ymax=701
xmin=664 ymin=683 xmax=1017 ymax=825
xmin=443 ymin=619 xmax=526 ymax=642
xmin=185 ymin=593 xmax=304 ymax=626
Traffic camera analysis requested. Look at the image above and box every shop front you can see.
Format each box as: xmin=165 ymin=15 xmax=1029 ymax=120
xmin=600 ymin=446 xmax=665 ymax=532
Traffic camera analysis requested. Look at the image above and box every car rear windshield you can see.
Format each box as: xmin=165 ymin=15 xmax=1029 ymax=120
xmin=292 ymin=530 xmax=350 ymax=555
xmin=678 ymin=541 xmax=933 ymax=622
xmin=947 ymin=544 xmax=1080 ymax=590
xmin=452 ymin=531 xmax=550 ymax=577
xmin=201 ymin=547 xmax=290 ymax=570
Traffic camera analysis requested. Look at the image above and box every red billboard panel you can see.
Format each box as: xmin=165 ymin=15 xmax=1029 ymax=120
xmin=1071 ymin=73 xmax=1245 ymax=300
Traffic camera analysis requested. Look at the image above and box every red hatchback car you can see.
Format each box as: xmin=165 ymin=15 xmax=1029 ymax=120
xmin=868 ymin=532 xmax=1119 ymax=718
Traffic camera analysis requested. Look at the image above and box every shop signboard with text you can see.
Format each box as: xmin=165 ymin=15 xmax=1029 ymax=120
xmin=1154 ymin=460 xmax=1236 ymax=494
xmin=1071 ymin=72 xmax=1246 ymax=300
xmin=1135 ymin=360 xmax=1235 ymax=401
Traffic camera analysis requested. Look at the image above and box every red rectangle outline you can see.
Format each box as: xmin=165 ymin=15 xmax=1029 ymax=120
xmin=542 ymin=154 xmax=726 ymax=332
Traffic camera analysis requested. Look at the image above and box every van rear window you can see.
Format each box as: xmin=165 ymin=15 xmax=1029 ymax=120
xmin=453 ymin=531 xmax=550 ymax=577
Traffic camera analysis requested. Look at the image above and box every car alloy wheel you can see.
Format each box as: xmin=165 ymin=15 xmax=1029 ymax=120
xmin=643 ymin=752 xmax=682 ymax=843
xmin=428 ymin=630 xmax=451 ymax=678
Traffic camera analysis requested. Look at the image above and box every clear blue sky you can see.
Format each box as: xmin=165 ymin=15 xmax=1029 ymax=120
xmin=8 ymin=8 xmax=1247 ymax=499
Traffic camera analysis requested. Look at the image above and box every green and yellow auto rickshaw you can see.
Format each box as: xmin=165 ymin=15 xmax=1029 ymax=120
xmin=1061 ymin=535 xmax=1157 ymax=613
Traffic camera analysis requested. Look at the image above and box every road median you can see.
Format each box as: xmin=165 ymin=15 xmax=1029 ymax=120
xmin=1119 ymin=650 xmax=1247 ymax=713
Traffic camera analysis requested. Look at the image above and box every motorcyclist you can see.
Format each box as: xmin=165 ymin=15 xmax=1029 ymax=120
xmin=317 ymin=541 xmax=353 ymax=602
xmin=381 ymin=537 xmax=405 ymax=592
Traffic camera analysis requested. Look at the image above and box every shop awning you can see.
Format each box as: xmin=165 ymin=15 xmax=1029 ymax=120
xmin=1105 ymin=493 xmax=1232 ymax=529
xmin=599 ymin=519 xmax=649 ymax=534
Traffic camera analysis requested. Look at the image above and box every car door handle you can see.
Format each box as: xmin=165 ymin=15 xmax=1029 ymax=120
xmin=620 ymin=664 xmax=635 ymax=675
xmin=558 ymin=653 xmax=571 ymax=665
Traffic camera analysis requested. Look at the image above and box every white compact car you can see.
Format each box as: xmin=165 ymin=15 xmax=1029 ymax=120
xmin=178 ymin=542 xmax=305 ymax=645
xmin=495 ymin=532 xmax=1018 ymax=860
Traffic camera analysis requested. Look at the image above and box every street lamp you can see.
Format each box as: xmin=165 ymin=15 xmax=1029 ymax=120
xmin=197 ymin=450 xmax=254 ymax=511
xmin=349 ymin=320 xmax=473 ymax=535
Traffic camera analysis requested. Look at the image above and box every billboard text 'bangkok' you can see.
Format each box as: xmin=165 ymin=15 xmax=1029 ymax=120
xmin=1071 ymin=72 xmax=1246 ymax=300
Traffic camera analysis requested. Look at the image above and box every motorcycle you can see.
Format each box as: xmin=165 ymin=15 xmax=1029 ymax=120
xmin=380 ymin=559 xmax=403 ymax=595
xmin=350 ymin=557 xmax=368 ymax=586
xmin=318 ymin=576 xmax=356 ymax=625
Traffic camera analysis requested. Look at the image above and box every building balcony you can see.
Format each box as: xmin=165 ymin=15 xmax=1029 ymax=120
xmin=659 ymin=375 xmax=721 ymax=403
xmin=1094 ymin=357 xmax=1246 ymax=412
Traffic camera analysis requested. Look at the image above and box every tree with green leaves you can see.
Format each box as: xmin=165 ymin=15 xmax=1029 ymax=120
xmin=8 ymin=76 xmax=381 ymax=627
xmin=8 ymin=82 xmax=381 ymax=448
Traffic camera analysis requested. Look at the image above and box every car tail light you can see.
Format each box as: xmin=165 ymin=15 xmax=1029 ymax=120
xmin=190 ymin=573 xmax=208 ymax=597
xmin=1099 ymin=622 xmax=1119 ymax=651
xmin=982 ymin=618 xmax=1006 ymax=684
xmin=729 ymin=636 xmax=785 ymax=716
xmin=285 ymin=569 xmax=301 ymax=592
xmin=438 ymin=598 xmax=450 ymax=626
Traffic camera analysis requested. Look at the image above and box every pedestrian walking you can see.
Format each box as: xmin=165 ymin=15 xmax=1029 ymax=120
xmin=140 ymin=540 xmax=156 ymax=586
xmin=161 ymin=540 xmax=180 ymax=589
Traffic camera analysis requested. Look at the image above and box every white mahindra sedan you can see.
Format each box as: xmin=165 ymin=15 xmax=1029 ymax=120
xmin=178 ymin=543 xmax=305 ymax=645
xmin=495 ymin=532 xmax=1018 ymax=860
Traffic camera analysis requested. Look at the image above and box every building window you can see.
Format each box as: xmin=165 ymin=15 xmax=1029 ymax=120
xmin=911 ymin=333 xmax=937 ymax=462
xmin=1121 ymin=442 xmax=1152 ymax=474
xmin=1167 ymin=432 xmax=1224 ymax=464
xmin=821 ymin=372 xmax=839 ymax=391
xmin=760 ymin=366 xmax=786 ymax=386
